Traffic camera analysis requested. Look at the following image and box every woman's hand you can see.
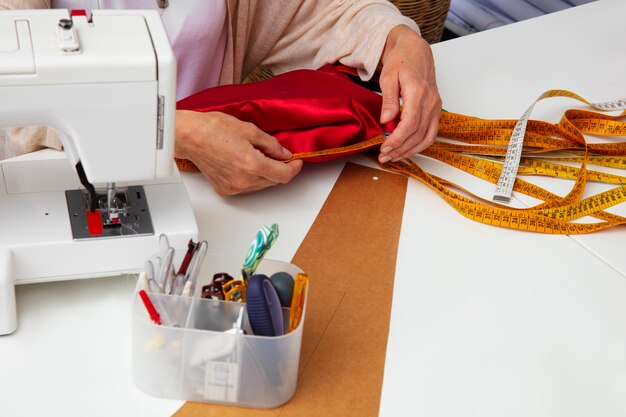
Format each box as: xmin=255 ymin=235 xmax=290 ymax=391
xmin=175 ymin=110 xmax=303 ymax=196
xmin=377 ymin=25 xmax=441 ymax=163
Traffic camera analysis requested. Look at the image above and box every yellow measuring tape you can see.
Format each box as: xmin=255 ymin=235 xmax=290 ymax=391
xmin=493 ymin=90 xmax=626 ymax=201
xmin=177 ymin=89 xmax=626 ymax=234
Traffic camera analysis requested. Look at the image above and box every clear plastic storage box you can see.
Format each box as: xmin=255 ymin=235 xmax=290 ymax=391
xmin=131 ymin=256 xmax=306 ymax=408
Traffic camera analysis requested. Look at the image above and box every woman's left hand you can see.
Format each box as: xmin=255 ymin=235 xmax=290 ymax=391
xmin=377 ymin=25 xmax=442 ymax=163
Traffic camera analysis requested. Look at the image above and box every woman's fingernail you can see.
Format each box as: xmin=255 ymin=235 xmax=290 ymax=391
xmin=379 ymin=155 xmax=392 ymax=163
xmin=282 ymin=147 xmax=293 ymax=157
xmin=381 ymin=146 xmax=393 ymax=154
xmin=381 ymin=110 xmax=393 ymax=122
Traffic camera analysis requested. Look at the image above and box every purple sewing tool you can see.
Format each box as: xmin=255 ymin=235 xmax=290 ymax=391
xmin=246 ymin=274 xmax=284 ymax=337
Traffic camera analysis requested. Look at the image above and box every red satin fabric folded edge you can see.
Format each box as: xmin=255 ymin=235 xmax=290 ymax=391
xmin=176 ymin=64 xmax=397 ymax=163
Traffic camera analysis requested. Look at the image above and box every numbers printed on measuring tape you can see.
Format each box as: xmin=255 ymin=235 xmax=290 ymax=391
xmin=494 ymin=90 xmax=626 ymax=203
xmin=493 ymin=100 xmax=535 ymax=202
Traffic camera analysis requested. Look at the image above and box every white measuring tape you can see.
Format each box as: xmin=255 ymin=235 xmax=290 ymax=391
xmin=493 ymin=92 xmax=626 ymax=203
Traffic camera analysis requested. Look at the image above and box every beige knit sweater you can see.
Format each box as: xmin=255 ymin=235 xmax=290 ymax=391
xmin=0 ymin=0 xmax=419 ymax=159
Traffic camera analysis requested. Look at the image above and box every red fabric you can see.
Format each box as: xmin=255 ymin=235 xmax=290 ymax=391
xmin=176 ymin=64 xmax=397 ymax=162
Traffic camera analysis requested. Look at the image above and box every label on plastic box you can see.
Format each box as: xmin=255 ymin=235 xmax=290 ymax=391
xmin=204 ymin=361 xmax=239 ymax=402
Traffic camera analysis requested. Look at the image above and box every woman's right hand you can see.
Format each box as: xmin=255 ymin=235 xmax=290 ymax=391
xmin=174 ymin=110 xmax=303 ymax=196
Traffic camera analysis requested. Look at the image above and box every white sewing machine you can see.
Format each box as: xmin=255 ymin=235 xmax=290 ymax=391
xmin=0 ymin=9 xmax=198 ymax=335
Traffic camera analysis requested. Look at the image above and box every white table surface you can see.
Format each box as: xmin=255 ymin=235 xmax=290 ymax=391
xmin=380 ymin=1 xmax=626 ymax=416
xmin=1 ymin=1 xmax=624 ymax=416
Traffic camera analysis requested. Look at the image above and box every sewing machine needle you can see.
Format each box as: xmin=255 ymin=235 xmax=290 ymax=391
xmin=107 ymin=182 xmax=116 ymax=218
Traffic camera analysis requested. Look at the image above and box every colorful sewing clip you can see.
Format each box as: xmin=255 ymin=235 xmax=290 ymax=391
xmin=223 ymin=279 xmax=246 ymax=302
xmin=201 ymin=272 xmax=233 ymax=300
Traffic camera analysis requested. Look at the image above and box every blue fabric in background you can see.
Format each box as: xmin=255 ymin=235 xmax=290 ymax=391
xmin=447 ymin=0 xmax=596 ymax=35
